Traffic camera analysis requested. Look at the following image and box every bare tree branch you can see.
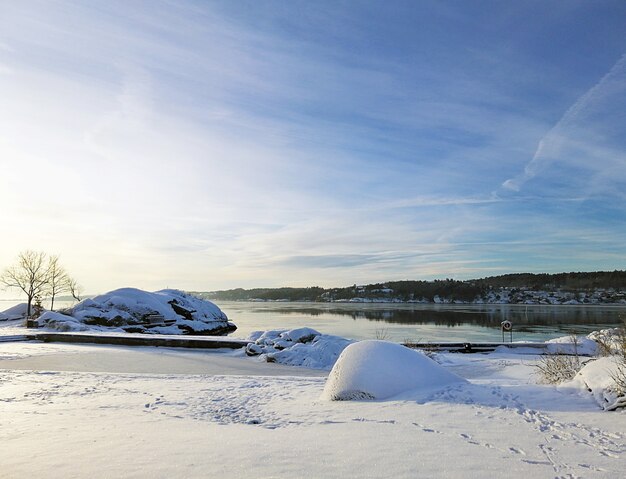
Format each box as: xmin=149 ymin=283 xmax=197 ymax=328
xmin=66 ymin=276 xmax=83 ymax=303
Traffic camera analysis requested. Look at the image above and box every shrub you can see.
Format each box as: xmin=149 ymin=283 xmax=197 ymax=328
xmin=609 ymin=318 xmax=626 ymax=396
xmin=535 ymin=335 xmax=583 ymax=384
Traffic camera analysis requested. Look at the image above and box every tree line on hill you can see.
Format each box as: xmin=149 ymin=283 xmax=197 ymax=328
xmin=474 ymin=271 xmax=626 ymax=290
xmin=198 ymin=271 xmax=626 ymax=303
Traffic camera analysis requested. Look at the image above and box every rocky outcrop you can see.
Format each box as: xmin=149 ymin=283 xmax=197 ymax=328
xmin=40 ymin=288 xmax=236 ymax=335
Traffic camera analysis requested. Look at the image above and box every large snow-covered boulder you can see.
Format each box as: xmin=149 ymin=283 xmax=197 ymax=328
xmin=40 ymin=288 xmax=236 ymax=335
xmin=321 ymin=340 xmax=466 ymax=401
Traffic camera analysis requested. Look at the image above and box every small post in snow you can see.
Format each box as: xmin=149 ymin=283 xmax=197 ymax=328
xmin=501 ymin=320 xmax=513 ymax=343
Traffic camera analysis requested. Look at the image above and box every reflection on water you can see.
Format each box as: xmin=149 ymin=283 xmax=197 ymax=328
xmin=220 ymin=301 xmax=626 ymax=343
xmin=3 ymin=299 xmax=624 ymax=343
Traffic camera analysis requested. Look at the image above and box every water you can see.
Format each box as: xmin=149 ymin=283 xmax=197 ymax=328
xmin=219 ymin=301 xmax=626 ymax=343
xmin=3 ymin=298 xmax=624 ymax=343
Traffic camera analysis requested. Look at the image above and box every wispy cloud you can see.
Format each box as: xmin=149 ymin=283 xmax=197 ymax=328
xmin=1 ymin=1 xmax=625 ymax=293
xmin=500 ymin=53 xmax=626 ymax=198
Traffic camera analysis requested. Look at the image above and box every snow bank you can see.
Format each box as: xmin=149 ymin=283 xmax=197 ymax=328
xmin=246 ymin=328 xmax=354 ymax=370
xmin=574 ymin=357 xmax=626 ymax=411
xmin=545 ymin=334 xmax=598 ymax=356
xmin=40 ymin=288 xmax=235 ymax=335
xmin=542 ymin=329 xmax=626 ymax=357
xmin=0 ymin=303 xmax=33 ymax=320
xmin=321 ymin=340 xmax=466 ymax=401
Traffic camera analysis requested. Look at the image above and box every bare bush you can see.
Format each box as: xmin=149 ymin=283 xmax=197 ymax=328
xmin=535 ymin=354 xmax=583 ymax=384
xmin=608 ymin=318 xmax=626 ymax=396
xmin=374 ymin=328 xmax=390 ymax=341
xmin=590 ymin=318 xmax=626 ymax=395
xmin=535 ymin=335 xmax=583 ymax=384
xmin=612 ymin=363 xmax=626 ymax=396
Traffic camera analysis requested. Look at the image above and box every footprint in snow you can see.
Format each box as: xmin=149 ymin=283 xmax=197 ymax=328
xmin=411 ymin=423 xmax=442 ymax=434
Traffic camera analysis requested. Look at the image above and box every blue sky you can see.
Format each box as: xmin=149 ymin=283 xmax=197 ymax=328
xmin=0 ymin=0 xmax=625 ymax=294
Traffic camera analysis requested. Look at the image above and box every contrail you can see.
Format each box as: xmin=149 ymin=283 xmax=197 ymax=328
xmin=501 ymin=53 xmax=626 ymax=192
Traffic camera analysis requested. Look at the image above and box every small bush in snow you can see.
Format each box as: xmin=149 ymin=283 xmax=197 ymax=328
xmin=536 ymin=354 xmax=583 ymax=384
xmin=609 ymin=319 xmax=626 ymax=396
xmin=535 ymin=335 xmax=583 ymax=384
xmin=593 ymin=331 xmax=617 ymax=358
xmin=611 ymin=362 xmax=626 ymax=398
xmin=589 ymin=318 xmax=626 ymax=397
xmin=374 ymin=328 xmax=390 ymax=341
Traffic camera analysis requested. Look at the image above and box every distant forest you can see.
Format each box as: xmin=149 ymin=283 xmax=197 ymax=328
xmin=196 ymin=271 xmax=626 ymax=302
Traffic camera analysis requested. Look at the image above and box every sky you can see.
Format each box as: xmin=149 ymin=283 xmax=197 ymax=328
xmin=1 ymin=0 xmax=625 ymax=295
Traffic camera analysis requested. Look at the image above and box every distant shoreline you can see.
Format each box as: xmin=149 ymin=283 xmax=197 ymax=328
xmin=214 ymin=298 xmax=626 ymax=306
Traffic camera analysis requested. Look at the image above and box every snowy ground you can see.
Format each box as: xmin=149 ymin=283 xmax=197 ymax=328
xmin=1 ymin=330 xmax=624 ymax=479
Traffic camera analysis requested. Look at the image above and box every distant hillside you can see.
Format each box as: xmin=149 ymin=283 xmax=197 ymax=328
xmin=474 ymin=271 xmax=626 ymax=290
xmin=194 ymin=271 xmax=626 ymax=305
xmin=197 ymin=287 xmax=326 ymax=302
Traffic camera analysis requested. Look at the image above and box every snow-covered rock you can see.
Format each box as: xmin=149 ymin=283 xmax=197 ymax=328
xmin=39 ymin=288 xmax=235 ymax=335
xmin=0 ymin=303 xmax=34 ymax=320
xmin=245 ymin=343 xmax=264 ymax=356
xmin=280 ymin=327 xmax=319 ymax=343
xmin=38 ymin=311 xmax=89 ymax=332
xmin=321 ymin=340 xmax=466 ymax=401
xmin=574 ymin=357 xmax=626 ymax=411
xmin=248 ymin=328 xmax=354 ymax=370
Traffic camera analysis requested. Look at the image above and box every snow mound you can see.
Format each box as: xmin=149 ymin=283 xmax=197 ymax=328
xmin=40 ymin=288 xmax=235 ymax=335
xmin=545 ymin=334 xmax=598 ymax=356
xmin=246 ymin=328 xmax=354 ymax=370
xmin=574 ymin=357 xmax=626 ymax=411
xmin=321 ymin=340 xmax=466 ymax=401
xmin=0 ymin=303 xmax=34 ymax=320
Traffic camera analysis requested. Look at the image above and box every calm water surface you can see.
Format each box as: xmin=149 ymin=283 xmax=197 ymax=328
xmin=3 ymin=299 xmax=624 ymax=343
xmin=219 ymin=301 xmax=626 ymax=343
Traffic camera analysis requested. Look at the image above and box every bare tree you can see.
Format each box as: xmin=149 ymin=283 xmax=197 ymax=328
xmin=1 ymin=251 xmax=82 ymax=316
xmin=0 ymin=250 xmax=52 ymax=317
xmin=66 ymin=276 xmax=83 ymax=303
xmin=47 ymin=255 xmax=70 ymax=311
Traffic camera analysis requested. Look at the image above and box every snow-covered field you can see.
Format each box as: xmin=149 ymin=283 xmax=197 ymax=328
xmin=0 ymin=336 xmax=624 ymax=478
